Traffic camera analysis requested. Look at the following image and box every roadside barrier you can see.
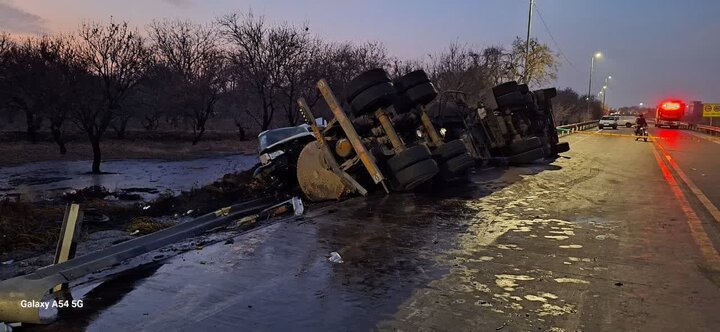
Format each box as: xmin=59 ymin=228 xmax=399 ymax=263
xmin=556 ymin=120 xmax=598 ymax=137
xmin=680 ymin=123 xmax=720 ymax=136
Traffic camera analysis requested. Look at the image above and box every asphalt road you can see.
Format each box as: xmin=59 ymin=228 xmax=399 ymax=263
xmin=23 ymin=127 xmax=720 ymax=332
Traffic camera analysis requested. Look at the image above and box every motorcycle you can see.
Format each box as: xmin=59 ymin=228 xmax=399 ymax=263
xmin=634 ymin=125 xmax=648 ymax=142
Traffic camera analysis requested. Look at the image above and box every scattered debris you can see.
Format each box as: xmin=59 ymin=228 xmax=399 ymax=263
xmin=328 ymin=251 xmax=344 ymax=264
xmin=554 ymin=277 xmax=590 ymax=284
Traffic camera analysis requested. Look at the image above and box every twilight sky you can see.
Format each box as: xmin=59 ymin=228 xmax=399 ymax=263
xmin=1 ymin=0 xmax=719 ymax=108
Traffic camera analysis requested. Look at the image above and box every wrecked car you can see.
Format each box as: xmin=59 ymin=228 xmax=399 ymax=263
xmin=253 ymin=124 xmax=316 ymax=189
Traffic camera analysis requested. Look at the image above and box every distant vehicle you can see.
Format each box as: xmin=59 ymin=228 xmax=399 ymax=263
xmin=598 ymin=116 xmax=618 ymax=129
xmin=617 ymin=116 xmax=635 ymax=128
xmin=655 ymin=100 xmax=685 ymax=129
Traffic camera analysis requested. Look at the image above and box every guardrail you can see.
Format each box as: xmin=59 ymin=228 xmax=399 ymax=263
xmin=556 ymin=120 xmax=598 ymax=137
xmin=679 ymin=123 xmax=720 ymax=136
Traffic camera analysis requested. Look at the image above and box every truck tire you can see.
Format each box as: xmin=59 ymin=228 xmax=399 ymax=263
xmin=492 ymin=81 xmax=519 ymax=98
xmin=350 ymin=82 xmax=396 ymax=116
xmin=508 ymin=147 xmax=544 ymax=164
xmin=394 ymin=158 xmax=439 ymax=190
xmin=553 ymin=142 xmax=570 ymax=154
xmin=405 ymin=82 xmax=438 ymax=106
xmin=387 ymin=145 xmax=433 ymax=173
xmin=345 ymin=69 xmax=391 ymax=102
xmin=432 ymin=139 xmax=466 ymax=161
xmin=509 ymin=137 xmax=542 ymax=154
xmin=394 ymin=70 xmax=431 ymax=93
xmin=439 ymin=153 xmax=475 ymax=175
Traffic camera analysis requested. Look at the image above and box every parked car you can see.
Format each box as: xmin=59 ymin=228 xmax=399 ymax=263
xmin=598 ymin=116 xmax=618 ymax=129
xmin=617 ymin=116 xmax=635 ymax=128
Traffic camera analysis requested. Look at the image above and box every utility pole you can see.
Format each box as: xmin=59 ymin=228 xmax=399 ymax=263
xmin=587 ymin=53 xmax=602 ymax=115
xmin=524 ymin=0 xmax=534 ymax=83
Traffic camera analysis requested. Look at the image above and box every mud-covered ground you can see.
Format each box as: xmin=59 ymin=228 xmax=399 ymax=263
xmin=0 ymin=158 xmax=272 ymax=280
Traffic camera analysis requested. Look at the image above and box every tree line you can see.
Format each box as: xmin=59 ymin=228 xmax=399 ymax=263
xmin=0 ymin=12 xmax=595 ymax=173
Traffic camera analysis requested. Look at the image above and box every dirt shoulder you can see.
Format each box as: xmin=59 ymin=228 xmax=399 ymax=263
xmin=0 ymin=131 xmax=258 ymax=167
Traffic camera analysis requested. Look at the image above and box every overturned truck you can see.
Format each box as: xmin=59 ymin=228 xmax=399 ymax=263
xmin=255 ymin=69 xmax=570 ymax=202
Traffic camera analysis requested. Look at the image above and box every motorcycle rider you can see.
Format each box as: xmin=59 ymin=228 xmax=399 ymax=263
xmin=635 ymin=113 xmax=648 ymax=135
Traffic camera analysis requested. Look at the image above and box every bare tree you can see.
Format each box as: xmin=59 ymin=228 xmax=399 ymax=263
xmin=0 ymin=33 xmax=18 ymax=126
xmin=322 ymin=41 xmax=389 ymax=97
xmin=387 ymin=57 xmax=425 ymax=79
xmin=3 ymin=38 xmax=46 ymax=143
xmin=42 ymin=35 xmax=86 ymax=154
xmin=507 ymin=37 xmax=558 ymax=87
xmin=426 ymin=43 xmax=489 ymax=99
xmin=480 ymin=46 xmax=510 ymax=86
xmin=75 ymin=20 xmax=151 ymax=173
xmin=148 ymin=19 xmax=228 ymax=144
xmin=271 ymin=26 xmax=320 ymax=126
xmin=218 ymin=12 xmax=278 ymax=131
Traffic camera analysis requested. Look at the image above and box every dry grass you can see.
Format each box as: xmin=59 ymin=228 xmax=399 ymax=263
xmin=0 ymin=200 xmax=63 ymax=253
xmin=125 ymin=216 xmax=173 ymax=235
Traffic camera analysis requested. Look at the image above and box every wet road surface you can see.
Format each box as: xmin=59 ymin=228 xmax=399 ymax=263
xmin=0 ymin=155 xmax=257 ymax=201
xmin=21 ymin=127 xmax=720 ymax=331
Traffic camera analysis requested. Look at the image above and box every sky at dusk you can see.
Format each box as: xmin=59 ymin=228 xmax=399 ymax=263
xmin=1 ymin=0 xmax=719 ymax=108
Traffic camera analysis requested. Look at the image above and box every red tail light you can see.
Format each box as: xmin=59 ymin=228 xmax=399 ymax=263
xmin=661 ymin=102 xmax=681 ymax=111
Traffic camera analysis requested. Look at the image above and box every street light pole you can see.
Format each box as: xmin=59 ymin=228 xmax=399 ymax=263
xmin=601 ymin=76 xmax=611 ymax=111
xmin=586 ymin=53 xmax=602 ymax=114
xmin=525 ymin=0 xmax=534 ymax=82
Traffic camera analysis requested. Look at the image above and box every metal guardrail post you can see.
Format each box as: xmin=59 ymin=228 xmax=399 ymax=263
xmin=556 ymin=120 xmax=599 ymax=137
xmin=53 ymin=204 xmax=83 ymax=293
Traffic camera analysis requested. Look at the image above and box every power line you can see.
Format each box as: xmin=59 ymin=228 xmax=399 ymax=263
xmin=534 ymin=5 xmax=579 ymax=73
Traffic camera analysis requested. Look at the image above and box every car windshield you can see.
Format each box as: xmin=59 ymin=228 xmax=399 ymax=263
xmin=601 ymin=116 xmax=614 ymax=120
xmin=258 ymin=126 xmax=311 ymax=152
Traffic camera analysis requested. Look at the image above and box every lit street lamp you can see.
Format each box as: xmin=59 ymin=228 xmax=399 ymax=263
xmin=601 ymin=75 xmax=611 ymax=111
xmin=586 ymin=52 xmax=603 ymax=113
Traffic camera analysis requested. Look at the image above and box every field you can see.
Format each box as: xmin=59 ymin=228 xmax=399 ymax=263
xmin=0 ymin=130 xmax=258 ymax=167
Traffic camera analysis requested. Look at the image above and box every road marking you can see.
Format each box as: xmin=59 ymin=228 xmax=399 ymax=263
xmin=650 ymin=144 xmax=720 ymax=271
xmin=573 ymin=130 xmax=663 ymax=140
xmin=653 ymin=141 xmax=720 ymax=224
xmin=569 ymin=129 xmax=602 ymax=144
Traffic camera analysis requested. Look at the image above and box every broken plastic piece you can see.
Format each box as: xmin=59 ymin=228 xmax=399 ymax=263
xmin=291 ymin=197 xmax=304 ymax=216
xmin=328 ymin=252 xmax=343 ymax=264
